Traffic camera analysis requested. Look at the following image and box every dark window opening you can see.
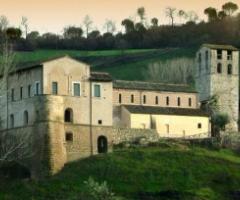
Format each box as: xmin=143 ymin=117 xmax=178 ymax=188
xmin=188 ymin=98 xmax=192 ymax=107
xmin=119 ymin=94 xmax=122 ymax=104
xmin=10 ymin=114 xmax=14 ymax=128
xmin=177 ymin=97 xmax=181 ymax=106
xmin=28 ymin=85 xmax=31 ymax=97
xmin=20 ymin=87 xmax=23 ymax=100
xmin=64 ymin=108 xmax=73 ymax=123
xmin=24 ymin=111 xmax=28 ymax=125
xmin=166 ymin=96 xmax=169 ymax=106
xmin=131 ymin=94 xmax=134 ymax=103
xmin=11 ymin=89 xmax=14 ymax=101
xmin=143 ymin=95 xmax=146 ymax=104
xmin=198 ymin=123 xmax=202 ymax=129
xmin=155 ymin=96 xmax=159 ymax=105
xmin=98 ymin=120 xmax=102 ymax=125
xmin=227 ymin=64 xmax=232 ymax=75
xmin=217 ymin=50 xmax=222 ymax=60
xmin=205 ymin=51 xmax=208 ymax=70
xmin=217 ymin=63 xmax=222 ymax=74
xmin=65 ymin=132 xmax=73 ymax=142
xmin=227 ymin=50 xmax=232 ymax=60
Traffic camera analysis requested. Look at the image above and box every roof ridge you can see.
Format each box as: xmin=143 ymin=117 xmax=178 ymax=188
xmin=114 ymin=80 xmax=190 ymax=87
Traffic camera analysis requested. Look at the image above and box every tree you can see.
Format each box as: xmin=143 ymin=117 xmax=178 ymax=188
xmin=121 ymin=19 xmax=135 ymax=33
xmin=21 ymin=16 xmax=28 ymax=39
xmin=26 ymin=31 xmax=39 ymax=41
xmin=137 ymin=7 xmax=146 ymax=24
xmin=151 ymin=18 xmax=158 ymax=27
xmin=103 ymin=19 xmax=116 ymax=33
xmin=178 ymin=10 xmax=187 ymax=24
xmin=222 ymin=2 xmax=238 ymax=16
xmin=143 ymin=57 xmax=195 ymax=84
xmin=63 ymin=26 xmax=83 ymax=39
xmin=187 ymin=11 xmax=199 ymax=23
xmin=165 ymin=7 xmax=176 ymax=27
xmin=83 ymin=15 xmax=93 ymax=38
xmin=204 ymin=7 xmax=218 ymax=22
xmin=6 ymin=27 xmax=22 ymax=41
xmin=218 ymin=11 xmax=227 ymax=20
xmin=0 ymin=15 xmax=8 ymax=32
xmin=212 ymin=113 xmax=230 ymax=133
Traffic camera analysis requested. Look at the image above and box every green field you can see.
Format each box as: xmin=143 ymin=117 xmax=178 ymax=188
xmin=1 ymin=143 xmax=240 ymax=200
xmin=15 ymin=48 xmax=197 ymax=81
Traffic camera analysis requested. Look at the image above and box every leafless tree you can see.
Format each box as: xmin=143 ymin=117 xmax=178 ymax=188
xmin=21 ymin=16 xmax=28 ymax=39
xmin=83 ymin=15 xmax=93 ymax=38
xmin=103 ymin=19 xmax=116 ymax=34
xmin=0 ymin=131 xmax=33 ymax=165
xmin=0 ymin=15 xmax=9 ymax=32
xmin=0 ymin=37 xmax=34 ymax=167
xmin=165 ymin=7 xmax=176 ymax=27
xmin=143 ymin=57 xmax=195 ymax=84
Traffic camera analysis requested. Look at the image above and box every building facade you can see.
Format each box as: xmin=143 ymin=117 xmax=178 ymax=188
xmin=0 ymin=52 xmax=215 ymax=176
xmin=195 ymin=44 xmax=239 ymax=132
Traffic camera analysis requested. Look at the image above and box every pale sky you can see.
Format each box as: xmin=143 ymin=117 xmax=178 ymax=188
xmin=0 ymin=0 xmax=240 ymax=34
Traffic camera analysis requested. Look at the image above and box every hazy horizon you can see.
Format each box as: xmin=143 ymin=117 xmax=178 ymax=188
xmin=1 ymin=0 xmax=240 ymax=34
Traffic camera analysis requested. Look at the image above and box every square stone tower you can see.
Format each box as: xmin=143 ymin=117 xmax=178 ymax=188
xmin=195 ymin=44 xmax=239 ymax=132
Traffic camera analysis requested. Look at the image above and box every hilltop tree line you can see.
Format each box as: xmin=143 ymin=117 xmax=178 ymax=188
xmin=0 ymin=1 xmax=240 ymax=51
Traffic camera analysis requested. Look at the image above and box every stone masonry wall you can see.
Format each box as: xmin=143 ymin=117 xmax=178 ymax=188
xmin=112 ymin=128 xmax=159 ymax=145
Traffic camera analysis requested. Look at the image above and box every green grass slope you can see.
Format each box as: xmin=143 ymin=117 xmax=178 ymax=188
xmin=15 ymin=48 xmax=196 ymax=81
xmin=1 ymin=144 xmax=240 ymax=200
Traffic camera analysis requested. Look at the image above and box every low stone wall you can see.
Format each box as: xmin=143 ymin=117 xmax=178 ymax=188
xmin=113 ymin=128 xmax=159 ymax=144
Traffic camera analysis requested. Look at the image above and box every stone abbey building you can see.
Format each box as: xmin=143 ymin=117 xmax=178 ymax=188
xmin=0 ymin=43 xmax=237 ymax=176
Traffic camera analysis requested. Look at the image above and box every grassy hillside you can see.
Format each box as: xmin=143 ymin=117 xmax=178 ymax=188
xmin=15 ymin=48 xmax=197 ymax=81
xmin=1 ymin=143 xmax=240 ymax=200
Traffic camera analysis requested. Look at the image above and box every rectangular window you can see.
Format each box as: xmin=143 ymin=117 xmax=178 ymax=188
xmin=177 ymin=97 xmax=181 ymax=106
xmin=52 ymin=82 xmax=58 ymax=95
xmin=93 ymin=84 xmax=101 ymax=97
xmin=188 ymin=98 xmax=192 ymax=107
xmin=217 ymin=50 xmax=222 ymax=60
xmin=119 ymin=94 xmax=122 ymax=103
xmin=11 ymin=89 xmax=14 ymax=101
xmin=34 ymin=82 xmax=40 ymax=95
xmin=143 ymin=95 xmax=146 ymax=104
xmin=155 ymin=96 xmax=159 ymax=105
xmin=227 ymin=50 xmax=232 ymax=60
xmin=73 ymin=82 xmax=81 ymax=96
xmin=131 ymin=94 xmax=134 ymax=103
xmin=198 ymin=123 xmax=202 ymax=129
xmin=20 ymin=87 xmax=23 ymax=100
xmin=166 ymin=96 xmax=169 ymax=106
xmin=28 ymin=85 xmax=31 ymax=97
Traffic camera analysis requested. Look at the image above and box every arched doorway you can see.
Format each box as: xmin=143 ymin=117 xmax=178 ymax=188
xmin=97 ymin=136 xmax=108 ymax=153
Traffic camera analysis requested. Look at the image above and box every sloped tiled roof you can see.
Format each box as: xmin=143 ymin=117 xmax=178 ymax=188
xmin=90 ymin=72 xmax=112 ymax=82
xmin=202 ymin=44 xmax=238 ymax=51
xmin=124 ymin=105 xmax=209 ymax=117
xmin=113 ymin=80 xmax=196 ymax=93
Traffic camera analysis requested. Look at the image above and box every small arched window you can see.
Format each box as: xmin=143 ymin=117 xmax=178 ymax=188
xmin=227 ymin=64 xmax=232 ymax=75
xmin=64 ymin=108 xmax=73 ymax=123
xmin=24 ymin=111 xmax=28 ymax=125
xmin=10 ymin=114 xmax=14 ymax=128
xmin=217 ymin=63 xmax=222 ymax=74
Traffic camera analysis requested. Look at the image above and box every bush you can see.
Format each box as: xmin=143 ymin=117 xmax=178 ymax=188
xmin=81 ymin=177 xmax=122 ymax=200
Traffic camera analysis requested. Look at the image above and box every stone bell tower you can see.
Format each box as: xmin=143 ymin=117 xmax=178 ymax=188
xmin=195 ymin=44 xmax=239 ymax=132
